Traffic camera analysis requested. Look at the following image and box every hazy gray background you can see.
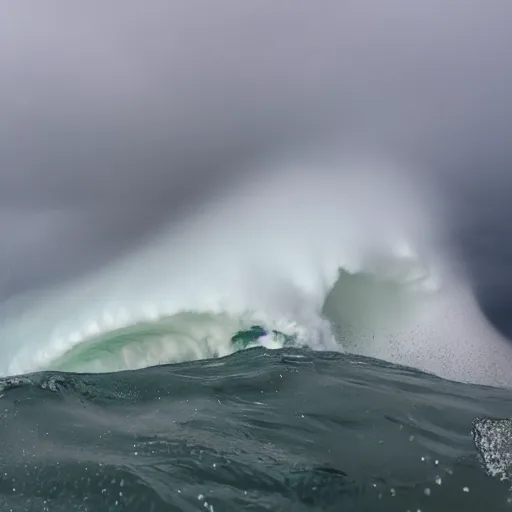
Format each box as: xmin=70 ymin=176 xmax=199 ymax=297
xmin=1 ymin=0 xmax=511 ymax=330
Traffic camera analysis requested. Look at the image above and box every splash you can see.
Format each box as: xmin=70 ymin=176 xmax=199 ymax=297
xmin=0 ymin=154 xmax=511 ymax=386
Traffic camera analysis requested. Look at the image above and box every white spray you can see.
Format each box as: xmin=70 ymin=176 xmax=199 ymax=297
xmin=0 ymin=154 xmax=511 ymax=387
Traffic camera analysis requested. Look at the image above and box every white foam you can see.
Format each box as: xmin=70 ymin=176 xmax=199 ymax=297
xmin=0 ymin=154 xmax=511 ymax=386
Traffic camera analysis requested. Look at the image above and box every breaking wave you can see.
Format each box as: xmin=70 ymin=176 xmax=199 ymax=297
xmin=1 ymin=155 xmax=511 ymax=387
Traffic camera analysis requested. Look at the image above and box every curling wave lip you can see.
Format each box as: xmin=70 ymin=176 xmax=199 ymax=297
xmin=1 ymin=155 xmax=511 ymax=388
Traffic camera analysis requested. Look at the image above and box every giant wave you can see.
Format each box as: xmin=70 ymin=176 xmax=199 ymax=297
xmin=1 ymin=155 xmax=511 ymax=387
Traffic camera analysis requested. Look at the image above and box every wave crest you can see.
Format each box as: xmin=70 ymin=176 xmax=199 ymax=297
xmin=1 ymin=155 xmax=512 ymax=387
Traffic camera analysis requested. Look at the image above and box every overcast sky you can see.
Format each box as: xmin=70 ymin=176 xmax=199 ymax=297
xmin=1 ymin=0 xmax=512 ymax=299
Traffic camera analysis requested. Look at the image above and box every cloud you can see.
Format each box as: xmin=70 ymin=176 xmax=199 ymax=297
xmin=0 ymin=0 xmax=511 ymax=295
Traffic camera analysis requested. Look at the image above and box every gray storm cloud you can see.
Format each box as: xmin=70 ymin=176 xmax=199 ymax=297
xmin=0 ymin=0 xmax=512 ymax=297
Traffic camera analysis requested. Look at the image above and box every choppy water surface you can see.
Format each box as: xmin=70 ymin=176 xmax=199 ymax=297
xmin=2 ymin=6 xmax=512 ymax=510
xmin=1 ymin=348 xmax=511 ymax=511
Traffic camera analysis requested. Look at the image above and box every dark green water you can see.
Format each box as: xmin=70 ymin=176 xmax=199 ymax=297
xmin=0 ymin=348 xmax=511 ymax=511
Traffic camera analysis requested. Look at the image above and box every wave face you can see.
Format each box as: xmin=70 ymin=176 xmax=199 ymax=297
xmin=1 ymin=155 xmax=512 ymax=387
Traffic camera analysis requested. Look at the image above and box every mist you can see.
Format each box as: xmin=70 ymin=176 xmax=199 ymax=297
xmin=1 ymin=0 xmax=511 ymax=304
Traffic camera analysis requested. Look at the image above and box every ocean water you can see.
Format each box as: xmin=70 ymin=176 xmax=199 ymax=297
xmin=3 ymin=2 xmax=512 ymax=510
xmin=2 ymin=350 xmax=512 ymax=512
xmin=0 ymin=159 xmax=512 ymax=511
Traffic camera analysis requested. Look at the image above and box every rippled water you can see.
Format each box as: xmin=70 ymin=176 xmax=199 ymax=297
xmin=1 ymin=348 xmax=511 ymax=511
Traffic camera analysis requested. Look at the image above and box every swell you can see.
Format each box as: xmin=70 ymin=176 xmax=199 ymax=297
xmin=49 ymin=313 xmax=303 ymax=374
xmin=0 ymin=155 xmax=511 ymax=387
